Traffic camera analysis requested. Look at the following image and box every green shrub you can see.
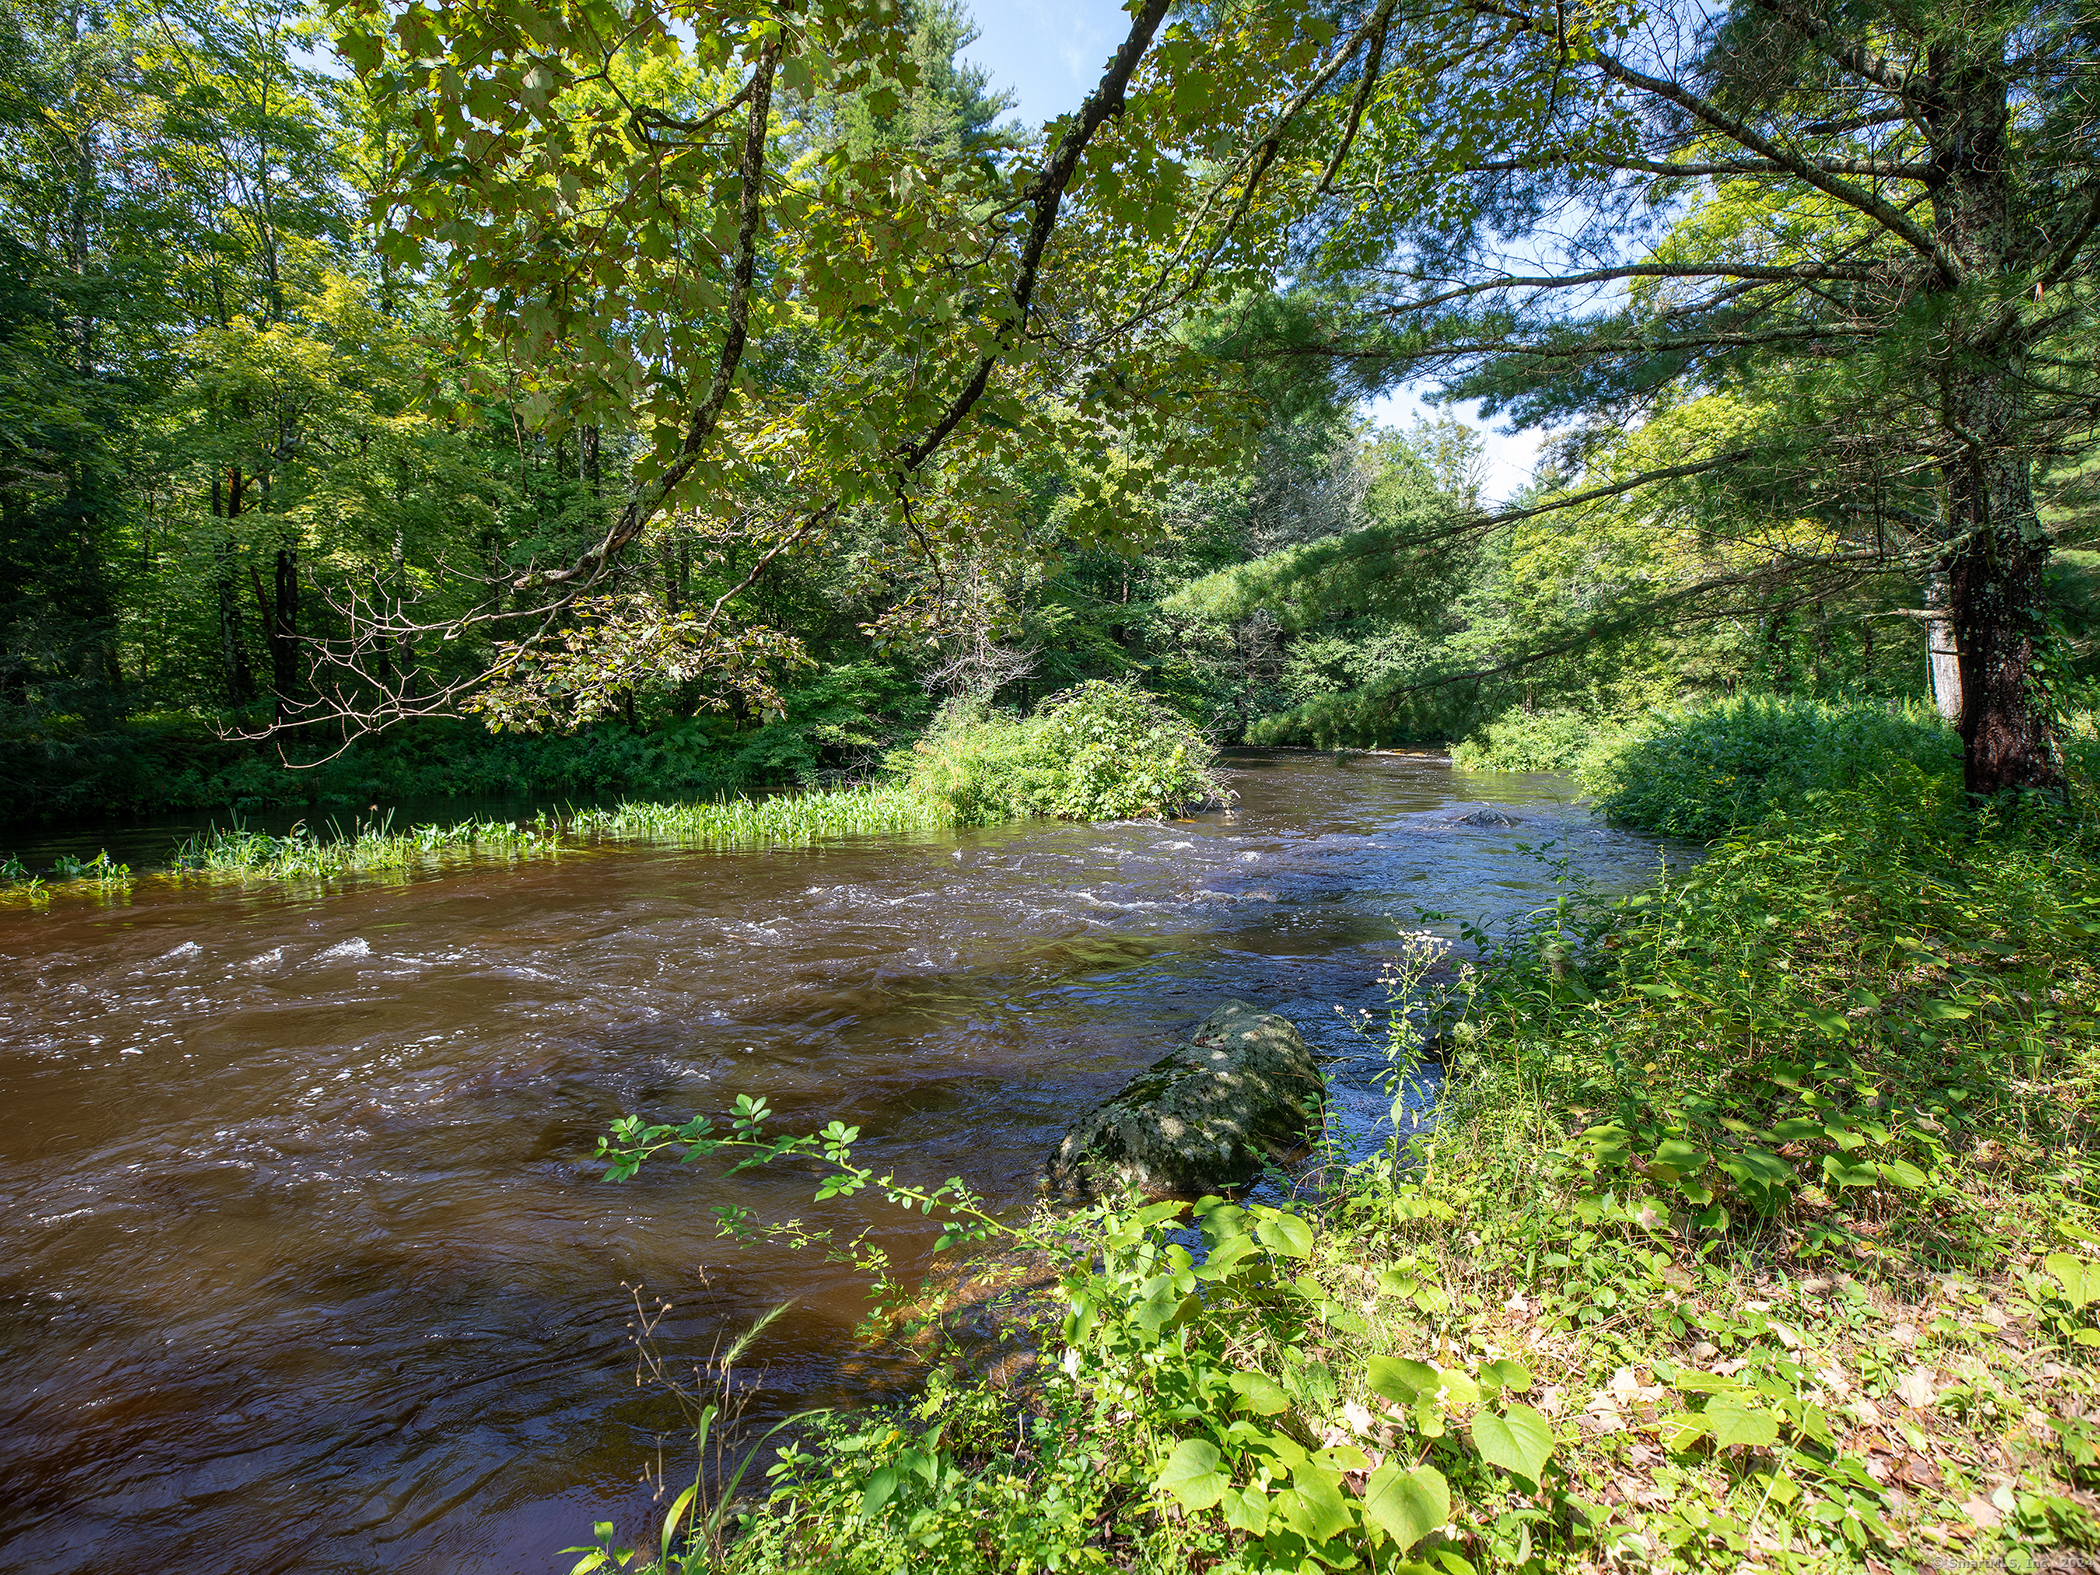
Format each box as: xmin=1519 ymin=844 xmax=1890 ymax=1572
xmin=1450 ymin=706 xmax=1602 ymax=771
xmin=1029 ymin=680 xmax=1223 ymax=820
xmin=1580 ymin=693 xmax=1958 ymax=838
xmin=896 ymin=681 xmax=1224 ymax=826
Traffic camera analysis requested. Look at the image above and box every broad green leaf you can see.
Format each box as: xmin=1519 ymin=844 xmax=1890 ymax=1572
xmin=1654 ymin=1137 xmax=1706 ymax=1175
xmin=1376 ymin=1267 xmax=1420 ymax=1298
xmin=1154 ymin=1438 xmax=1226 ymax=1511
xmin=2045 ymin=1254 xmax=2100 ymax=1309
xmin=1823 ymin=1155 xmax=1878 ymax=1189
xmin=1361 ymin=1463 xmax=1449 ymax=1550
xmin=1228 ymin=1369 xmax=1291 ymax=1415
xmin=1275 ymin=1462 xmax=1354 ymax=1541
xmin=1367 ymin=1355 xmax=1440 ymax=1405
xmin=1255 ymin=1210 xmax=1314 ymax=1258
xmin=1660 ymin=1411 xmax=1711 ymax=1453
xmin=1470 ymin=1403 xmax=1554 ymax=1484
xmin=1876 ymin=1158 xmax=1928 ymax=1190
xmin=1705 ymin=1393 xmax=1779 ymax=1449
xmin=860 ymin=1465 xmax=898 ymax=1521
xmin=1479 ymin=1357 xmax=1533 ymax=1395
xmin=1220 ymin=1485 xmax=1269 ymax=1534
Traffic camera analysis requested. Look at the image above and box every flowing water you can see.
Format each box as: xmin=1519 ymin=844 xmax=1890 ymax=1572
xmin=0 ymin=752 xmax=1673 ymax=1574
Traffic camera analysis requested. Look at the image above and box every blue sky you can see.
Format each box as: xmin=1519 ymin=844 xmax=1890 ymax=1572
xmin=956 ymin=3 xmax=1542 ymax=503
xmin=955 ymin=0 xmax=1131 ymax=129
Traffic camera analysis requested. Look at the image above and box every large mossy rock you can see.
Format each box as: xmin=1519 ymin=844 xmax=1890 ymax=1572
xmin=1043 ymin=1001 xmax=1324 ymax=1201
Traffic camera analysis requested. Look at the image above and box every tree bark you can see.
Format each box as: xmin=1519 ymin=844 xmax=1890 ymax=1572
xmin=1923 ymin=570 xmax=1961 ymax=724
xmin=1928 ymin=47 xmax=2060 ymax=796
xmin=1946 ymin=482 xmax=2055 ymax=795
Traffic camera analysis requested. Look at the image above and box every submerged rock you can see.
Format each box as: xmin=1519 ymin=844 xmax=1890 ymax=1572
xmin=1043 ymin=1001 xmax=1323 ymax=1201
xmin=1451 ymin=808 xmax=1522 ymax=827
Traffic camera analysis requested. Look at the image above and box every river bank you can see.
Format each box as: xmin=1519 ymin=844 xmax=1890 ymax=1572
xmin=618 ymin=714 xmax=2100 ymax=1575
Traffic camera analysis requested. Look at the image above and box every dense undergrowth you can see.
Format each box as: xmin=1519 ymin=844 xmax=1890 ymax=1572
xmin=0 ymin=663 xmax=931 ymax=823
xmin=0 ymin=682 xmax=1218 ymax=895
xmin=895 ymin=682 xmax=1226 ymax=826
xmin=578 ymin=707 xmax=2100 ymax=1575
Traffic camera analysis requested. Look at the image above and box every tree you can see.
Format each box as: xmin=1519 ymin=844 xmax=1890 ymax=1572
xmin=1260 ymin=0 xmax=2100 ymax=793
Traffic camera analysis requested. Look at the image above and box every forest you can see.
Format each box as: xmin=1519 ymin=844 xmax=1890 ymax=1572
xmin=5 ymin=0 xmax=2093 ymax=822
xmin=6 ymin=0 xmax=2100 ymax=1572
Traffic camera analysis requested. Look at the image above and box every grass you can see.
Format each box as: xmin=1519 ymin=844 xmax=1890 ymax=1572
xmin=159 ymin=784 xmax=947 ymax=884
xmin=0 ymin=783 xmax=951 ymax=899
xmin=577 ymin=716 xmax=2100 ymax=1575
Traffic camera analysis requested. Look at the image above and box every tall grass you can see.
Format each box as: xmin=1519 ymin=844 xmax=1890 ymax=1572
xmin=164 ymin=784 xmax=948 ymax=884
xmin=564 ymin=783 xmax=945 ymax=844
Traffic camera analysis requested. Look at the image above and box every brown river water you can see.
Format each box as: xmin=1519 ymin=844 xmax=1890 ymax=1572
xmin=0 ymin=752 xmax=1673 ymax=1574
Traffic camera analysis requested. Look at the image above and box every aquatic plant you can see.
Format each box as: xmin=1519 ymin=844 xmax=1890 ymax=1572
xmin=164 ymin=785 xmax=947 ymax=885
xmin=561 ymin=784 xmax=946 ymax=845
xmin=1 ymin=849 xmax=131 ymax=904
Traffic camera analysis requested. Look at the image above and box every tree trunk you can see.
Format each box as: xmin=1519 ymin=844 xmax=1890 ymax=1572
xmin=1946 ymin=485 xmax=2056 ymax=796
xmin=1928 ymin=50 xmax=2059 ymax=796
xmin=250 ymin=547 xmax=299 ymax=726
xmin=1923 ymin=571 xmax=1961 ymax=724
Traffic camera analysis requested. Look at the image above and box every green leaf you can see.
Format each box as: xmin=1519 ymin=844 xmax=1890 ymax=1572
xmin=1876 ymin=1158 xmax=1928 ymax=1190
xmin=1654 ymin=1137 xmax=1707 ymax=1176
xmin=2045 ymin=1254 xmax=2100 ymax=1309
xmin=1479 ymin=1357 xmax=1533 ymax=1395
xmin=1155 ymin=1437 xmax=1226 ymax=1511
xmin=1275 ymin=1463 xmax=1354 ymax=1541
xmin=1228 ymin=1370 xmax=1291 ymax=1416
xmin=1660 ymin=1411 xmax=1712 ymax=1453
xmin=1470 ymin=1403 xmax=1554 ymax=1484
xmin=1221 ymin=1485 xmax=1269 ymax=1534
xmin=1255 ymin=1210 xmax=1315 ymax=1259
xmin=860 ymin=1464 xmax=899 ymax=1521
xmin=1362 ymin=1463 xmax=1449 ymax=1550
xmin=1367 ymin=1355 xmax=1440 ymax=1405
xmin=1705 ymin=1394 xmax=1779 ymax=1449
xmin=1822 ymin=1155 xmax=1878 ymax=1189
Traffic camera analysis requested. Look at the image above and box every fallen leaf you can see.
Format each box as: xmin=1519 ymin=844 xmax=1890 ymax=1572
xmin=1891 ymin=1322 xmax=1918 ymax=1346
xmin=1895 ymin=1368 xmax=1939 ymax=1410
xmin=1961 ymin=1495 xmax=2002 ymax=1531
xmin=1895 ymin=1456 xmax=1944 ymax=1491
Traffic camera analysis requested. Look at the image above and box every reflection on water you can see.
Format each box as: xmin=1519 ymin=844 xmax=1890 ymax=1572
xmin=0 ymin=752 xmax=1669 ymax=1573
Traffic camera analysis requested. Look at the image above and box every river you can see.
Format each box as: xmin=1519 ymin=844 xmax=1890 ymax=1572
xmin=0 ymin=752 xmax=1671 ymax=1574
